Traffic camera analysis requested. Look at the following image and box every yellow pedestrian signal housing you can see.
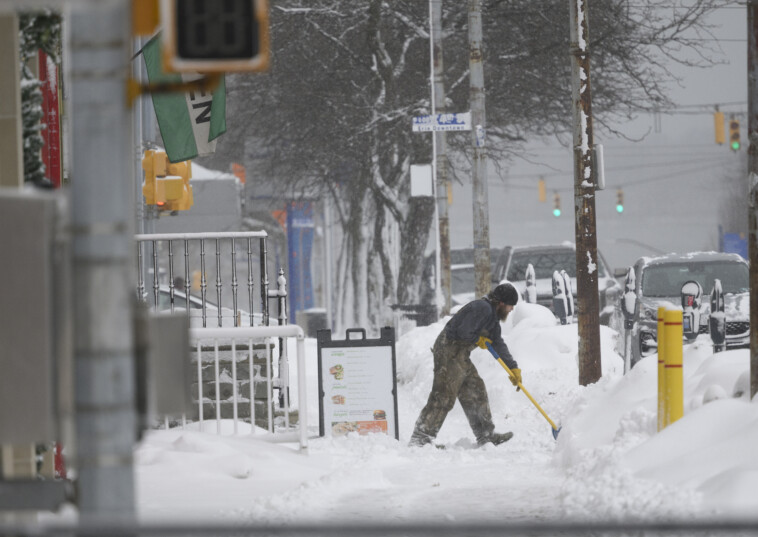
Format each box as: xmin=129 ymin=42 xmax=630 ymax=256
xmin=161 ymin=0 xmax=270 ymax=73
xmin=714 ymin=111 xmax=725 ymax=145
xmin=616 ymin=189 xmax=624 ymax=213
xmin=553 ymin=192 xmax=561 ymax=217
xmin=538 ymin=178 xmax=546 ymax=203
xmin=142 ymin=150 xmax=193 ymax=212
xmin=729 ymin=118 xmax=740 ymax=151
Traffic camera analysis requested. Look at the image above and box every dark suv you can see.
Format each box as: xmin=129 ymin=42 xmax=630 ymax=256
xmin=491 ymin=243 xmax=621 ymax=323
xmin=610 ymin=252 xmax=750 ymax=367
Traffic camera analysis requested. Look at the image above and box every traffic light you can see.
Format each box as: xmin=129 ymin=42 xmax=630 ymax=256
xmin=142 ymin=150 xmax=193 ymax=212
xmin=161 ymin=0 xmax=270 ymax=73
xmin=616 ymin=189 xmax=624 ymax=213
xmin=729 ymin=118 xmax=740 ymax=151
xmin=553 ymin=192 xmax=561 ymax=217
xmin=714 ymin=111 xmax=725 ymax=145
xmin=538 ymin=177 xmax=546 ymax=202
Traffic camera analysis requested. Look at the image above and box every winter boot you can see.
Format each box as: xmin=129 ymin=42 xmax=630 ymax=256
xmin=477 ymin=431 xmax=513 ymax=447
xmin=408 ymin=431 xmax=434 ymax=448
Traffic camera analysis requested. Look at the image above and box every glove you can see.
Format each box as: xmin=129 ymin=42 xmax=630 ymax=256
xmin=509 ymin=368 xmax=522 ymax=388
xmin=476 ymin=336 xmax=492 ymax=350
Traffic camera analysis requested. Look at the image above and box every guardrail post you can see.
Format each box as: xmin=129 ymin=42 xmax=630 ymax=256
xmin=657 ymin=306 xmax=667 ymax=431
xmin=663 ymin=309 xmax=684 ymax=427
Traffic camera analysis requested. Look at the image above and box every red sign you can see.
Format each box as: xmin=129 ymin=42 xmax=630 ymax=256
xmin=38 ymin=50 xmax=62 ymax=188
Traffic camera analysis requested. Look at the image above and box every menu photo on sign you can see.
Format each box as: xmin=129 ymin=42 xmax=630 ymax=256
xmin=317 ymin=328 xmax=399 ymax=440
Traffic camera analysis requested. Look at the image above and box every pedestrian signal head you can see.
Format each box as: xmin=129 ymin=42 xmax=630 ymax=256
xmin=162 ymin=0 xmax=270 ymax=73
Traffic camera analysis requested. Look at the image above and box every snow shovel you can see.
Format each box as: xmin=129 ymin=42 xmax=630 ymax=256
xmin=485 ymin=341 xmax=562 ymax=440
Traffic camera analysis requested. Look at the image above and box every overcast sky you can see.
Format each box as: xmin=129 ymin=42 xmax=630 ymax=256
xmin=448 ymin=5 xmax=748 ymax=271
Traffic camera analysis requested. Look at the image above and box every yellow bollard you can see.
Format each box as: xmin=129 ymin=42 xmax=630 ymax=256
xmin=657 ymin=306 xmax=667 ymax=432
xmin=663 ymin=309 xmax=684 ymax=427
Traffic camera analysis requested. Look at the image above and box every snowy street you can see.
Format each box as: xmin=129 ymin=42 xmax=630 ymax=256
xmin=129 ymin=302 xmax=757 ymax=526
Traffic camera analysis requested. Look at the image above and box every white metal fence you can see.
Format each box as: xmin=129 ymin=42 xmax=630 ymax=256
xmin=185 ymin=325 xmax=307 ymax=451
xmin=135 ymin=231 xmax=287 ymax=329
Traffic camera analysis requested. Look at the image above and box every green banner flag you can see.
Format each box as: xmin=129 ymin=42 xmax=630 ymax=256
xmin=142 ymin=33 xmax=226 ymax=163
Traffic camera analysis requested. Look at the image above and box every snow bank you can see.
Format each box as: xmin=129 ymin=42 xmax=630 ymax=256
xmin=555 ymin=331 xmax=757 ymax=520
xmin=123 ymin=301 xmax=757 ymax=524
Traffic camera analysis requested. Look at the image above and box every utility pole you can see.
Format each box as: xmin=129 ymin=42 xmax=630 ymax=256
xmin=468 ymin=0 xmax=492 ymax=297
xmin=70 ymin=1 xmax=137 ymax=521
xmin=748 ymin=0 xmax=758 ymax=399
xmin=569 ymin=0 xmax=602 ymax=385
xmin=431 ymin=0 xmax=452 ymax=315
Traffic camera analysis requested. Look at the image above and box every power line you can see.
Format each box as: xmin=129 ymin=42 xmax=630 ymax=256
xmin=501 ymin=153 xmax=732 ymax=180
xmin=491 ymin=155 xmax=738 ymax=192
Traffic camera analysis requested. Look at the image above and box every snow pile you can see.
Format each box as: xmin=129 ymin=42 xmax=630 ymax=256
xmin=555 ymin=331 xmax=757 ymax=520
xmin=123 ymin=301 xmax=757 ymax=524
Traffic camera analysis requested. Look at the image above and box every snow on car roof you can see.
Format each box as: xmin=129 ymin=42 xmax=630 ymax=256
xmin=640 ymin=251 xmax=747 ymax=266
xmin=510 ymin=241 xmax=576 ymax=252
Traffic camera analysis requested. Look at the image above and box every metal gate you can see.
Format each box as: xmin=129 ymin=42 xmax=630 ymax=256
xmin=135 ymin=231 xmax=287 ymax=328
xmin=135 ymin=231 xmax=298 ymax=443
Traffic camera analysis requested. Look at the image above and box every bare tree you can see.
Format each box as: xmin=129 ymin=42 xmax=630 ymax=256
xmin=206 ymin=0 xmax=725 ymax=330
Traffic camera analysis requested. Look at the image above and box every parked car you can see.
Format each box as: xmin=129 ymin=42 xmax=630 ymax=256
xmin=611 ymin=251 xmax=750 ymax=367
xmin=421 ymin=248 xmax=500 ymax=308
xmin=491 ymin=242 xmax=621 ymax=323
xmin=451 ymin=263 xmax=476 ymax=306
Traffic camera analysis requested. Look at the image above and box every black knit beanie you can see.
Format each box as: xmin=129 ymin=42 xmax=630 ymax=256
xmin=489 ymin=283 xmax=519 ymax=305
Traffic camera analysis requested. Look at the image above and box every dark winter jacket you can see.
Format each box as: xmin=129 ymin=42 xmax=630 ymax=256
xmin=443 ymin=297 xmax=518 ymax=370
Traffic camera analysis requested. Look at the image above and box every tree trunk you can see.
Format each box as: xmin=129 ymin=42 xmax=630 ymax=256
xmin=397 ymin=196 xmax=435 ymax=305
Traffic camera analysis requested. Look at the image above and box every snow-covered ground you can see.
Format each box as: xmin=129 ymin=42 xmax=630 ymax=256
xmin=131 ymin=301 xmax=756 ymax=525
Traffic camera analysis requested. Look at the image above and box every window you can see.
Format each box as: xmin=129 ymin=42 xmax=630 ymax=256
xmin=508 ymin=251 xmax=576 ymax=280
xmin=641 ymin=262 xmax=749 ymax=297
xmin=451 ymin=265 xmax=475 ymax=295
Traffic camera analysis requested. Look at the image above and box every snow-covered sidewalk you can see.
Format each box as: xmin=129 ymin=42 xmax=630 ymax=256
xmin=133 ymin=303 xmax=757 ymax=524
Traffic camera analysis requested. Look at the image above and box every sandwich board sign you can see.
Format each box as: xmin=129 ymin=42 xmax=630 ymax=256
xmin=316 ymin=327 xmax=399 ymax=440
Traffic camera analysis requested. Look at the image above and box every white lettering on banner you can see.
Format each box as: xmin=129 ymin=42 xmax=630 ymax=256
xmin=182 ymin=73 xmax=217 ymax=156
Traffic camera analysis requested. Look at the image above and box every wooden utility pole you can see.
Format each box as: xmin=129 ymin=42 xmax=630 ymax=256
xmin=748 ymin=0 xmax=758 ymax=399
xmin=468 ymin=0 xmax=492 ymax=297
xmin=569 ymin=0 xmax=602 ymax=385
xmin=431 ymin=0 xmax=452 ymax=315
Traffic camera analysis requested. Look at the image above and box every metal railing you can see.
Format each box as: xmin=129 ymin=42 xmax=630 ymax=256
xmin=135 ymin=231 xmax=275 ymax=328
xmin=186 ymin=325 xmax=307 ymax=451
xmin=135 ymin=231 xmax=298 ymax=443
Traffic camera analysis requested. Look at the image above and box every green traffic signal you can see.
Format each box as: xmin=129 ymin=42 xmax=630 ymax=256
xmin=616 ymin=189 xmax=624 ymax=214
xmin=729 ymin=119 xmax=740 ymax=151
xmin=553 ymin=208 xmax=561 ymax=217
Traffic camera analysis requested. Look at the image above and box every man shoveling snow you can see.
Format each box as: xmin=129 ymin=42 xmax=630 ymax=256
xmin=409 ymin=283 xmax=521 ymax=448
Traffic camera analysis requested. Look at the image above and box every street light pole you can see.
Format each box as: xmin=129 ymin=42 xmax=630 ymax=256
xmin=468 ymin=0 xmax=492 ymax=297
xmin=69 ymin=0 xmax=137 ymax=520
xmin=430 ymin=0 xmax=452 ymax=316
xmin=747 ymin=0 xmax=758 ymax=399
